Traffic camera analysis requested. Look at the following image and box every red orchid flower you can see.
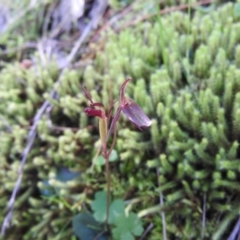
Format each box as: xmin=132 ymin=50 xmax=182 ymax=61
xmin=83 ymin=78 xmax=151 ymax=223
xmin=83 ymin=88 xmax=108 ymax=149
xmin=83 ymin=78 xmax=152 ymax=145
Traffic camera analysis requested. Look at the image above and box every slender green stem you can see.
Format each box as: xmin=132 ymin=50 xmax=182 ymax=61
xmin=108 ymin=124 xmax=118 ymax=158
xmin=103 ymin=125 xmax=117 ymax=227
xmin=102 ymin=141 xmax=111 ymax=227
xmin=104 ymin=152 xmax=111 ymax=226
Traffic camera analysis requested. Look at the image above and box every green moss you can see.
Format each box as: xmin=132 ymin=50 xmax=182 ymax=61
xmin=1 ymin=1 xmax=240 ymax=240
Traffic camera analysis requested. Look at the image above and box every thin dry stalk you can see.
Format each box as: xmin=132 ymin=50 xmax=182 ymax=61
xmin=201 ymin=193 xmax=207 ymax=240
xmin=156 ymin=167 xmax=167 ymax=240
xmin=227 ymin=217 xmax=240 ymax=240
xmin=139 ymin=223 xmax=154 ymax=240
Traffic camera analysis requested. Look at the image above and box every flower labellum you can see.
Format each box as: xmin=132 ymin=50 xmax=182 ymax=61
xmin=107 ymin=78 xmax=152 ymax=139
xmin=120 ymin=78 xmax=152 ymax=129
xmin=121 ymin=98 xmax=152 ymax=129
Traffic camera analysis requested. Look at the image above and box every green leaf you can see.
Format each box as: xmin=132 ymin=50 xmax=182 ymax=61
xmin=91 ymin=191 xmax=125 ymax=224
xmin=109 ymin=199 xmax=125 ymax=224
xmin=72 ymin=213 xmax=108 ymax=240
xmin=95 ymin=150 xmax=118 ymax=166
xmin=234 ymin=3 xmax=240 ymax=17
xmin=112 ymin=213 xmax=144 ymax=240
xmin=91 ymin=191 xmax=108 ymax=223
xmin=120 ymin=232 xmax=134 ymax=240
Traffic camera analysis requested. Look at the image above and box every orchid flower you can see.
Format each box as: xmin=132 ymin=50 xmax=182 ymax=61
xmin=83 ymin=88 xmax=108 ymax=152
xmin=83 ymin=78 xmax=152 ymax=149
xmin=107 ymin=78 xmax=152 ymax=139
xmin=83 ymin=78 xmax=152 ymax=225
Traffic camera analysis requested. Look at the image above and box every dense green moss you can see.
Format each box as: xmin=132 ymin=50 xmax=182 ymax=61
xmin=1 ymin=1 xmax=240 ymax=239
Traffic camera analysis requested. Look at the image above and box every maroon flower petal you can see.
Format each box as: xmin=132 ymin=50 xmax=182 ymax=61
xmin=122 ymin=102 xmax=152 ymax=129
xmin=84 ymin=108 xmax=105 ymax=118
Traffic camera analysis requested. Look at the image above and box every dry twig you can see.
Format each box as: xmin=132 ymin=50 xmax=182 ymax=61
xmin=228 ymin=217 xmax=240 ymax=240
xmin=156 ymin=167 xmax=167 ymax=240
xmin=201 ymin=193 xmax=207 ymax=240
xmin=139 ymin=223 xmax=154 ymax=240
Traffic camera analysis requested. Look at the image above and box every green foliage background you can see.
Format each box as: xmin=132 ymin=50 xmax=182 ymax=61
xmin=1 ymin=0 xmax=240 ymax=239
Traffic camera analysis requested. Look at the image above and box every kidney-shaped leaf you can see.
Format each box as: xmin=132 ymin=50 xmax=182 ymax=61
xmin=91 ymin=191 xmax=108 ymax=223
xmin=109 ymin=199 xmax=125 ymax=224
xmin=112 ymin=213 xmax=144 ymax=240
xmin=72 ymin=213 xmax=108 ymax=240
xmin=91 ymin=191 xmax=125 ymax=225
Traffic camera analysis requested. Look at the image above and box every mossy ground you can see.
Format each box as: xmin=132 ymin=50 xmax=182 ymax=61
xmin=0 ymin=0 xmax=240 ymax=239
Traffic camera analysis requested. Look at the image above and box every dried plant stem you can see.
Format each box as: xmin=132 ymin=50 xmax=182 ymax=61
xmin=201 ymin=193 xmax=207 ymax=240
xmin=156 ymin=167 xmax=167 ymax=240
xmin=139 ymin=223 xmax=154 ymax=240
xmin=227 ymin=217 xmax=240 ymax=240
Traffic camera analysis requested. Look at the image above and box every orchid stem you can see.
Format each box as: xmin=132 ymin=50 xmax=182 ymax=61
xmin=105 ymin=153 xmax=110 ymax=226
xmin=108 ymin=125 xmax=117 ymax=158
xmin=103 ymin=143 xmax=111 ymax=227
xmin=104 ymin=125 xmax=117 ymax=227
